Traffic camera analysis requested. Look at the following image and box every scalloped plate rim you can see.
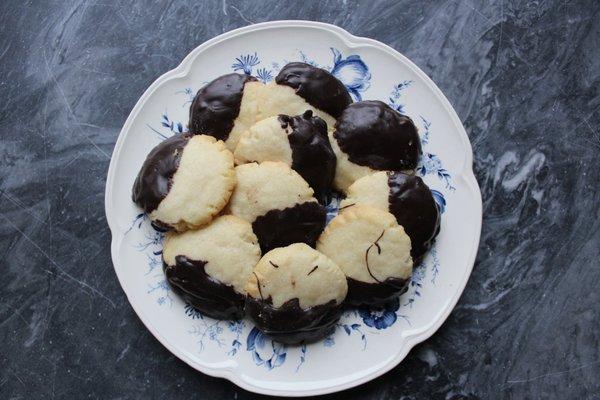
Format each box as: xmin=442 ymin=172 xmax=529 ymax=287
xmin=104 ymin=20 xmax=482 ymax=397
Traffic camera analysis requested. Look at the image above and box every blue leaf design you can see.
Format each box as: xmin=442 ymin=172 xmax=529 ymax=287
xmin=331 ymin=47 xmax=342 ymax=64
xmin=252 ymin=351 xmax=263 ymax=366
xmin=273 ymin=353 xmax=286 ymax=368
xmin=431 ymin=189 xmax=446 ymax=214
xmin=349 ymin=88 xmax=362 ymax=101
xmin=330 ymin=48 xmax=371 ymax=101
xmin=272 ymin=341 xmax=286 ymax=355
xmin=256 ymin=67 xmax=274 ymax=83
xmin=231 ymin=53 xmax=260 ymax=75
xmin=343 ymin=325 xmax=351 ymax=335
xmin=246 ymin=327 xmax=260 ymax=351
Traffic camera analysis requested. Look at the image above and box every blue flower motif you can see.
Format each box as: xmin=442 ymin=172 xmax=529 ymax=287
xmin=420 ymin=116 xmax=432 ymax=145
xmin=147 ymin=279 xmax=172 ymax=307
xmin=431 ymin=190 xmax=446 ymax=214
xmin=418 ymin=153 xmax=455 ymax=190
xmin=330 ymin=48 xmax=371 ymax=101
xmin=146 ymin=253 xmax=162 ymax=274
xmin=404 ymin=264 xmax=426 ymax=307
xmin=388 ymin=80 xmax=412 ymax=114
xmin=256 ymin=67 xmax=273 ymax=83
xmin=191 ymin=319 xmax=225 ymax=351
xmin=419 ymin=153 xmax=443 ymax=174
xmin=358 ymin=298 xmax=400 ymax=330
xmin=246 ymin=327 xmax=287 ymax=370
xmin=232 ymin=53 xmax=259 ymax=75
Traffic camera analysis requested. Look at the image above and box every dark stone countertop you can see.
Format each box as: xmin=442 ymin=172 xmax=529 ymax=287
xmin=1 ymin=1 xmax=599 ymax=399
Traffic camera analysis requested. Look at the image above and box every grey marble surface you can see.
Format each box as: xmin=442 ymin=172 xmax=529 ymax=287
xmin=1 ymin=0 xmax=599 ymax=399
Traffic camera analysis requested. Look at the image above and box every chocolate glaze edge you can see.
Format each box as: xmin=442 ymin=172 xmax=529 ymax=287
xmin=188 ymin=73 xmax=258 ymax=141
xmin=387 ymin=171 xmax=441 ymax=258
xmin=246 ymin=296 xmax=343 ymax=344
xmin=278 ymin=110 xmax=336 ymax=202
xmin=132 ymin=133 xmax=190 ymax=213
xmin=163 ymin=255 xmax=245 ymax=320
xmin=333 ymin=100 xmax=421 ymax=171
xmin=252 ymin=201 xmax=327 ymax=253
xmin=275 ymin=62 xmax=352 ymax=118
xmin=345 ymin=276 xmax=410 ymax=306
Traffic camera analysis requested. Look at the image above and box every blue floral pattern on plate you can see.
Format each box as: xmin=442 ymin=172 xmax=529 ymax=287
xmin=126 ymin=49 xmax=455 ymax=371
xmin=330 ymin=48 xmax=371 ymax=101
xmin=247 ymin=327 xmax=287 ymax=370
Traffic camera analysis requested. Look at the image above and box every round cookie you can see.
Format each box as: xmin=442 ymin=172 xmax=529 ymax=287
xmin=341 ymin=171 xmax=441 ymax=259
xmin=132 ymin=134 xmax=235 ymax=231
xmin=317 ymin=205 xmax=413 ymax=306
xmin=188 ymin=73 xmax=265 ymax=151
xmin=245 ymin=243 xmax=347 ymax=344
xmin=234 ymin=110 xmax=336 ymax=201
xmin=228 ymin=161 xmax=326 ymax=252
xmin=162 ymin=215 xmax=261 ymax=319
xmin=331 ymin=101 xmax=421 ymax=191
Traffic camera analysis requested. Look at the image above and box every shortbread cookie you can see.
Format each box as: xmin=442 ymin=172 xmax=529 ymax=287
xmin=331 ymin=101 xmax=421 ymax=191
xmin=188 ymin=73 xmax=264 ymax=151
xmin=162 ymin=215 xmax=261 ymax=319
xmin=245 ymin=243 xmax=347 ymax=344
xmin=256 ymin=62 xmax=352 ymax=128
xmin=234 ymin=110 xmax=336 ymax=201
xmin=341 ymin=171 xmax=441 ymax=259
xmin=228 ymin=161 xmax=326 ymax=252
xmin=132 ymin=134 xmax=235 ymax=231
xmin=274 ymin=62 xmax=352 ymax=118
xmin=317 ymin=205 xmax=413 ymax=306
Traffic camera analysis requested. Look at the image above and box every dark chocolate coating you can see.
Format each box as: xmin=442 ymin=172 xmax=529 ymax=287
xmin=345 ymin=277 xmax=409 ymax=306
xmin=278 ymin=110 xmax=336 ymax=201
xmin=131 ymin=133 xmax=190 ymax=213
xmin=246 ymin=297 xmax=343 ymax=344
xmin=163 ymin=255 xmax=245 ymax=320
xmin=252 ymin=201 xmax=327 ymax=253
xmin=188 ymin=73 xmax=257 ymax=140
xmin=275 ymin=62 xmax=352 ymax=118
xmin=333 ymin=100 xmax=421 ymax=170
xmin=388 ymin=172 xmax=441 ymax=259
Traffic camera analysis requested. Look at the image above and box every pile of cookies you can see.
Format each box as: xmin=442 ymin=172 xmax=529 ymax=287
xmin=132 ymin=62 xmax=441 ymax=344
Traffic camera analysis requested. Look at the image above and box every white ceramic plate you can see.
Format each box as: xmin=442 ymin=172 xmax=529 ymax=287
xmin=105 ymin=20 xmax=482 ymax=397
